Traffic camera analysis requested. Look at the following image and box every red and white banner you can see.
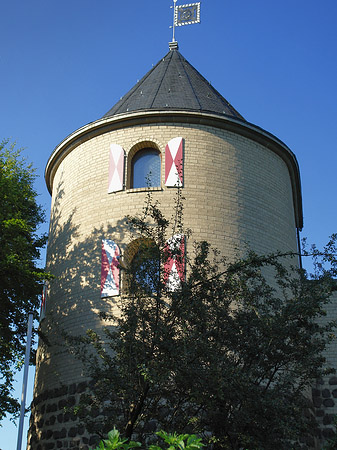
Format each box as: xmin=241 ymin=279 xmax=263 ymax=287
xmin=101 ymin=240 xmax=120 ymax=297
xmin=165 ymin=137 xmax=184 ymax=187
xmin=108 ymin=144 xmax=125 ymax=193
xmin=40 ymin=281 xmax=48 ymax=322
xmin=164 ymin=234 xmax=185 ymax=291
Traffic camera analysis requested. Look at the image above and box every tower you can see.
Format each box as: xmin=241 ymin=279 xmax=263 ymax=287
xmin=28 ymin=46 xmax=303 ymax=449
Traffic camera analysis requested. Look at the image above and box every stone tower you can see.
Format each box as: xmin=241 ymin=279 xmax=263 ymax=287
xmin=28 ymin=45 xmax=303 ymax=449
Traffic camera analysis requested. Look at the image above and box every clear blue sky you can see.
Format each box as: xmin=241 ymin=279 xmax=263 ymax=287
xmin=1 ymin=0 xmax=337 ymax=448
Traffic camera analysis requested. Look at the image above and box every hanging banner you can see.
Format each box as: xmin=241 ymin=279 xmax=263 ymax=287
xmin=40 ymin=281 xmax=48 ymax=322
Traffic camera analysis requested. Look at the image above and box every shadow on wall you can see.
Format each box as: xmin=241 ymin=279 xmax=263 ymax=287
xmin=35 ymin=179 xmax=130 ymax=395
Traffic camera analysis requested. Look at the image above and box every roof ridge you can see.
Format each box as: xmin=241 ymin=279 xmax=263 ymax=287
xmin=109 ymin=51 xmax=172 ymax=116
xmin=177 ymin=52 xmax=245 ymax=120
xmin=177 ymin=51 xmax=202 ymax=111
xmin=149 ymin=51 xmax=172 ymax=109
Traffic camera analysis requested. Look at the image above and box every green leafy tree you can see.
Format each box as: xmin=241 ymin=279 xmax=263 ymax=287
xmin=0 ymin=140 xmax=48 ymax=422
xmin=70 ymin=193 xmax=336 ymax=450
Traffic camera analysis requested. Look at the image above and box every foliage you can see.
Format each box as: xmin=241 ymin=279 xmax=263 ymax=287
xmin=149 ymin=430 xmax=204 ymax=450
xmin=91 ymin=428 xmax=204 ymax=450
xmin=0 ymin=140 xmax=48 ymax=422
xmin=69 ymin=192 xmax=337 ymax=450
xmin=91 ymin=427 xmax=141 ymax=450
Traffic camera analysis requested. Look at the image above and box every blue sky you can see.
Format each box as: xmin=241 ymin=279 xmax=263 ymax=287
xmin=1 ymin=0 xmax=337 ymax=448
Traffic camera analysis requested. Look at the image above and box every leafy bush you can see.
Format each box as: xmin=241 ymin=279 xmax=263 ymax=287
xmin=91 ymin=428 xmax=204 ymax=450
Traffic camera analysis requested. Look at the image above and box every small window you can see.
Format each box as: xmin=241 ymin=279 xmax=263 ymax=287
xmin=131 ymin=148 xmax=161 ymax=188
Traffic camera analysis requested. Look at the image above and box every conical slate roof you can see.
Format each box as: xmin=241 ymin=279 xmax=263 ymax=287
xmin=103 ymin=48 xmax=245 ymax=121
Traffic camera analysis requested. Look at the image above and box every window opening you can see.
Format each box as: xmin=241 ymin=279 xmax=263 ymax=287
xmin=131 ymin=148 xmax=161 ymax=188
xmin=126 ymin=239 xmax=160 ymax=294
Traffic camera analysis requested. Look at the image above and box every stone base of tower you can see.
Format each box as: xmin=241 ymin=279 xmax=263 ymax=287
xmin=27 ymin=382 xmax=330 ymax=450
xmin=27 ymin=381 xmax=101 ymax=450
xmin=310 ymin=291 xmax=337 ymax=448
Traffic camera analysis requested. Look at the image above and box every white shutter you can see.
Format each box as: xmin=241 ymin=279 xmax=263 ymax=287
xmin=108 ymin=144 xmax=125 ymax=193
xmin=165 ymin=137 xmax=184 ymax=187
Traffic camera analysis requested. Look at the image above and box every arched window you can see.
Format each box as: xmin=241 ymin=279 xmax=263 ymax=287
xmin=125 ymin=238 xmax=160 ymax=294
xmin=131 ymin=148 xmax=161 ymax=188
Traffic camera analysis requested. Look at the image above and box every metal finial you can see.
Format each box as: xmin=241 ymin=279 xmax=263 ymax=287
xmin=170 ymin=0 xmax=178 ymax=46
xmin=169 ymin=41 xmax=179 ymax=50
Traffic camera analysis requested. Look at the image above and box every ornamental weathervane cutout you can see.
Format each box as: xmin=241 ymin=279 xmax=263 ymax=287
xmin=169 ymin=0 xmax=201 ymax=49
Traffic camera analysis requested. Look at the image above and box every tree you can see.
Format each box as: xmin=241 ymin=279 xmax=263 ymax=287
xmin=0 ymin=140 xmax=48 ymax=422
xmin=69 ymin=193 xmax=337 ymax=450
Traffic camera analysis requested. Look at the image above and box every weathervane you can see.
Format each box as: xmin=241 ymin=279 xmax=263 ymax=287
xmin=170 ymin=0 xmax=201 ymax=48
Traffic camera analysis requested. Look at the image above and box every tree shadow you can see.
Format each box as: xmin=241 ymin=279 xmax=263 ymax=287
xmin=34 ymin=178 xmax=130 ymax=396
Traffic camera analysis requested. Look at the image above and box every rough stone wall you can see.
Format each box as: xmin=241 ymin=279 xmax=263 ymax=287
xmin=28 ymin=381 xmax=101 ymax=449
xmin=312 ymin=291 xmax=337 ymax=446
xmin=28 ymin=121 xmax=298 ymax=448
